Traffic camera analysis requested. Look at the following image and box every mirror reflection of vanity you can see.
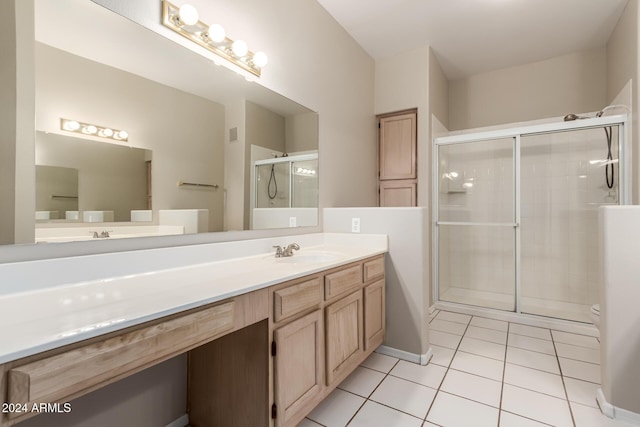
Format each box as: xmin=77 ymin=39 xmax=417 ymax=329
xmin=26 ymin=0 xmax=318 ymax=244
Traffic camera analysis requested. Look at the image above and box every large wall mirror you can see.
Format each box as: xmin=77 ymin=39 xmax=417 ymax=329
xmin=26 ymin=0 xmax=318 ymax=244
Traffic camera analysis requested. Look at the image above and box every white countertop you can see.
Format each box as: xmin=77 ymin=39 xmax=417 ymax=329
xmin=0 ymin=233 xmax=387 ymax=364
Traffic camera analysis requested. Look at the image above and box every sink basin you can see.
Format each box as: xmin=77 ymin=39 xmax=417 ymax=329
xmin=266 ymin=251 xmax=343 ymax=264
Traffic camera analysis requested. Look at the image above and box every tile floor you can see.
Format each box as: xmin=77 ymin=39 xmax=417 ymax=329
xmin=297 ymin=310 xmax=633 ymax=427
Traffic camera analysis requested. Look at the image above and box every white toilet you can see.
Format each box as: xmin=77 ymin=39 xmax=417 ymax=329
xmin=590 ymin=304 xmax=600 ymax=329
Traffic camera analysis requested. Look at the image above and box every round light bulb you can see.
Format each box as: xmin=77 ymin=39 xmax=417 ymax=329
xmin=100 ymin=128 xmax=114 ymax=137
xmin=117 ymin=130 xmax=129 ymax=140
xmin=84 ymin=125 xmax=97 ymax=134
xmin=208 ymin=24 xmax=226 ymax=43
xmin=64 ymin=120 xmax=80 ymax=131
xmin=178 ymin=4 xmax=199 ymax=26
xmin=253 ymin=51 xmax=268 ymax=68
xmin=231 ymin=40 xmax=248 ymax=57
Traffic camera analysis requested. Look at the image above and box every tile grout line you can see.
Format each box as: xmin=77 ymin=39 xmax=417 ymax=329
xmin=343 ymin=357 xmax=402 ymax=426
xmin=314 ymin=311 xmax=600 ymax=427
xmin=552 ymin=335 xmax=578 ymax=427
xmin=497 ymin=321 xmax=511 ymax=427
xmin=422 ymin=313 xmax=473 ymax=424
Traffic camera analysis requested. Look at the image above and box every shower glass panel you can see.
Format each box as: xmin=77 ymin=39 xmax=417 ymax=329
xmin=255 ymin=163 xmax=290 ymax=208
xmin=438 ymin=224 xmax=516 ymax=310
xmin=434 ymin=114 xmax=627 ymax=323
xmin=292 ymin=159 xmax=318 ymax=208
xmin=519 ymin=126 xmax=620 ymax=322
xmin=437 ymin=138 xmax=516 ymax=311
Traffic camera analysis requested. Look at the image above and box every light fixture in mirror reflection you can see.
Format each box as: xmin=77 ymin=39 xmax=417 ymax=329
xmin=162 ymin=0 xmax=268 ymax=77
xmin=36 ymin=131 xmax=151 ymax=224
xmin=61 ymin=118 xmax=129 ymax=142
xmin=21 ymin=0 xmax=318 ymax=246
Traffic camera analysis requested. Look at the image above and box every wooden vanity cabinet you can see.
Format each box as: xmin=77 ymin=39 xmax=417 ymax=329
xmin=325 ymin=290 xmax=364 ymax=385
xmin=270 ymin=254 xmax=385 ymax=427
xmin=364 ymin=279 xmax=385 ymax=350
xmin=0 ymin=289 xmax=269 ymax=427
xmin=0 ymin=254 xmax=384 ymax=427
xmin=272 ymin=310 xmax=324 ymax=427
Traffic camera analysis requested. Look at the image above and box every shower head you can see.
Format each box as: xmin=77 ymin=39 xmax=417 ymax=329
xmin=564 ymin=111 xmax=606 ymax=121
xmin=563 ymin=113 xmax=584 ymax=121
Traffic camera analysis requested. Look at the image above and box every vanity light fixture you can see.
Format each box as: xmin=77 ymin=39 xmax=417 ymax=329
xmin=60 ymin=118 xmax=129 ymax=142
xmin=161 ymin=0 xmax=268 ymax=77
xmin=294 ymin=167 xmax=316 ymax=176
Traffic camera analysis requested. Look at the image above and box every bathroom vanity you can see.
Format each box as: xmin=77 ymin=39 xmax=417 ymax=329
xmin=0 ymin=234 xmax=386 ymax=427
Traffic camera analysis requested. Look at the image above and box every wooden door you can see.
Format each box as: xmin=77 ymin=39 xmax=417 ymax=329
xmin=325 ymin=290 xmax=363 ymax=386
xmin=273 ymin=309 xmax=324 ymax=427
xmin=364 ymin=279 xmax=385 ymax=350
xmin=379 ymin=111 xmax=417 ymax=180
xmin=379 ymin=180 xmax=417 ymax=207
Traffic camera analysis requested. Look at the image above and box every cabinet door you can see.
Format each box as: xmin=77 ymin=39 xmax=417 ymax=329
xmin=379 ymin=179 xmax=416 ymax=207
xmin=379 ymin=112 xmax=417 ymax=180
xmin=364 ymin=279 xmax=385 ymax=350
xmin=273 ymin=310 xmax=324 ymax=427
xmin=325 ymin=290 xmax=363 ymax=385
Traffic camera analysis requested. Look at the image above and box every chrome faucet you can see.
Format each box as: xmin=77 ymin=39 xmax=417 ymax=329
xmin=273 ymin=245 xmax=284 ymax=258
xmin=283 ymin=243 xmax=300 ymax=257
xmin=273 ymin=243 xmax=300 ymax=257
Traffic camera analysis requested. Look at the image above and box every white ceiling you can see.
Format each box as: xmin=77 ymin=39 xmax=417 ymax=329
xmin=316 ymin=0 xmax=629 ymax=80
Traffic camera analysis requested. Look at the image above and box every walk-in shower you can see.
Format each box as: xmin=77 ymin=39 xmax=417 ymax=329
xmin=433 ymin=113 xmax=629 ymax=323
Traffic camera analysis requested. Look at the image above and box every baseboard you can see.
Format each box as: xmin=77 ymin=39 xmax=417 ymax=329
xmin=597 ymin=388 xmax=640 ymax=424
xmin=376 ymin=345 xmax=433 ymax=366
xmin=166 ymin=414 xmax=189 ymax=427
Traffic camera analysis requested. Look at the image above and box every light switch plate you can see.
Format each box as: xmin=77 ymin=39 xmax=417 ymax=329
xmin=351 ymin=218 xmax=360 ymax=233
xmin=289 ymin=217 xmax=297 ymax=227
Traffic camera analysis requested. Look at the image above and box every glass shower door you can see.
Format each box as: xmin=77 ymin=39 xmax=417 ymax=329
xmin=519 ymin=126 xmax=620 ymax=322
xmin=436 ymin=138 xmax=517 ymax=311
xmin=255 ymin=162 xmax=290 ymax=208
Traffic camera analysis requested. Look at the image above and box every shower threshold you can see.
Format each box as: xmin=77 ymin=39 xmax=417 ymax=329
xmin=439 ymin=287 xmax=592 ymax=323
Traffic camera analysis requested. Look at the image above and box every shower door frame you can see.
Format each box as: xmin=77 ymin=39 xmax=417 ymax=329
xmin=432 ymin=114 xmax=630 ymax=318
xmin=253 ymin=152 xmax=319 ymax=209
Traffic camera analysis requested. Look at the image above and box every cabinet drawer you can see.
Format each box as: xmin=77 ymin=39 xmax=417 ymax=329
xmin=273 ymin=277 xmax=322 ymax=323
xmin=324 ymin=264 xmax=362 ymax=300
xmin=363 ymin=256 xmax=384 ymax=282
xmin=7 ymin=301 xmax=235 ymax=407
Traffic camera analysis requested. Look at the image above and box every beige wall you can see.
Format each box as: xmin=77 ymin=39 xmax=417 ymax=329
xmin=95 ymin=0 xmax=376 ymax=210
xmin=286 ymin=112 xmax=319 ymax=153
xmin=1 ymin=0 xmax=34 ymax=245
xmin=607 ymin=0 xmax=639 ymax=203
xmin=36 ymin=132 xmax=149 ymax=221
xmin=449 ymin=48 xmax=608 ymax=131
xmin=429 ymin=48 xmax=450 ymax=130
xmin=0 ymin=0 xmax=18 ymax=245
xmin=375 ymin=46 xmax=430 ymax=207
xmin=374 ymin=46 xmax=449 ymax=315
xmin=36 ymin=43 xmax=226 ymax=232
xmin=224 ymin=99 xmax=246 ymax=231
